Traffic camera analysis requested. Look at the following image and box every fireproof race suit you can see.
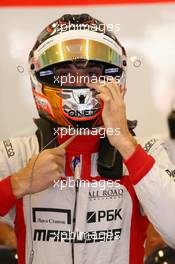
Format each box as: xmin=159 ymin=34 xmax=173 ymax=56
xmin=0 ymin=134 xmax=175 ymax=264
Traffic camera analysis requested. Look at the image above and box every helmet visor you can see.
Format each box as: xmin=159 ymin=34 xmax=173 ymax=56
xmin=35 ymin=38 xmax=123 ymax=71
xmin=35 ymin=60 xmax=123 ymax=88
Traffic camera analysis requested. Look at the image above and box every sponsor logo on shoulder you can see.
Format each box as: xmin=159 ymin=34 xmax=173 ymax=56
xmin=144 ymin=138 xmax=158 ymax=153
xmin=165 ymin=169 xmax=175 ymax=181
xmin=3 ymin=139 xmax=15 ymax=158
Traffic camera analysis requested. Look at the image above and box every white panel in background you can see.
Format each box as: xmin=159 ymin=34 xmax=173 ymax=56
xmin=0 ymin=4 xmax=175 ymax=139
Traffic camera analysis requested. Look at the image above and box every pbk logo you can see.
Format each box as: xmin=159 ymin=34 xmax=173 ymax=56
xmin=87 ymin=209 xmax=122 ymax=223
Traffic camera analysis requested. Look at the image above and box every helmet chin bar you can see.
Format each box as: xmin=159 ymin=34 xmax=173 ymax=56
xmin=43 ymin=85 xmax=103 ymax=126
xmin=60 ymin=87 xmax=101 ymax=119
xmin=32 ymin=64 xmax=126 ymax=128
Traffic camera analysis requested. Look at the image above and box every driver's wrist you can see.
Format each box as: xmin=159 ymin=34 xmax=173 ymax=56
xmin=11 ymin=168 xmax=29 ymax=199
xmin=114 ymin=134 xmax=138 ymax=160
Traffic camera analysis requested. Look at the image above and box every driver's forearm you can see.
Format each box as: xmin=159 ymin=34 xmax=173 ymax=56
xmin=0 ymin=176 xmax=18 ymax=216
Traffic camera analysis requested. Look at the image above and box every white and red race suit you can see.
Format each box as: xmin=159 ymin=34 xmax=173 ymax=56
xmin=0 ymin=134 xmax=175 ymax=264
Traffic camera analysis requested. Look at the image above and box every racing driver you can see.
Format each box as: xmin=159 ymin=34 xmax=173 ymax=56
xmin=1 ymin=13 xmax=175 ymax=264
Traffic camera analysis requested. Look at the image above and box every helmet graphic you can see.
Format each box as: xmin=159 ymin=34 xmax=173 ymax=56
xmin=29 ymin=14 xmax=127 ymax=128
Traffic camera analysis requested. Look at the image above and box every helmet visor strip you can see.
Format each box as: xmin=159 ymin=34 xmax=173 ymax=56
xmin=35 ymin=38 xmax=123 ymax=70
xmin=35 ymin=60 xmax=123 ymax=88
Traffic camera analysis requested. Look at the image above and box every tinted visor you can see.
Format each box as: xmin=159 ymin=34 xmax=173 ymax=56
xmin=35 ymin=60 xmax=123 ymax=88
